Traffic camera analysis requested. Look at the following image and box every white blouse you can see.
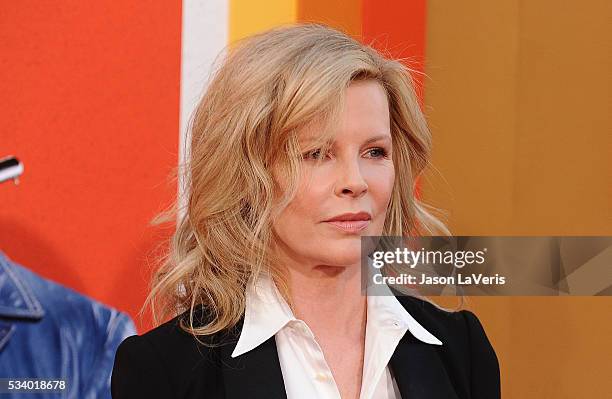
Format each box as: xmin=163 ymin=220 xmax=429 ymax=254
xmin=231 ymin=273 xmax=443 ymax=399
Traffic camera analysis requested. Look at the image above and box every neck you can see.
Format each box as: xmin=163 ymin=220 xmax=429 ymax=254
xmin=285 ymin=263 xmax=367 ymax=340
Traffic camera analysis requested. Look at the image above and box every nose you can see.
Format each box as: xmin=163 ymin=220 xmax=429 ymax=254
xmin=334 ymin=156 xmax=368 ymax=198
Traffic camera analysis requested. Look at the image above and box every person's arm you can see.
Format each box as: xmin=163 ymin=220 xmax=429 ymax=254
xmin=461 ymin=310 xmax=501 ymax=399
xmin=84 ymin=309 xmax=137 ymax=399
xmin=111 ymin=334 xmax=174 ymax=399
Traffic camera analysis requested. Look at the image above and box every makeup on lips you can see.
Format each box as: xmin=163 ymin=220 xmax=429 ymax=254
xmin=323 ymin=211 xmax=371 ymax=233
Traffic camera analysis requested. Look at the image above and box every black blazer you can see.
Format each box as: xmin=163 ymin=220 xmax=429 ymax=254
xmin=111 ymin=295 xmax=500 ymax=399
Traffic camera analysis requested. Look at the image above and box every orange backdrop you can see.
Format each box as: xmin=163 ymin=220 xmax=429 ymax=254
xmin=2 ymin=1 xmax=609 ymax=398
xmin=0 ymin=1 xmax=181 ymax=331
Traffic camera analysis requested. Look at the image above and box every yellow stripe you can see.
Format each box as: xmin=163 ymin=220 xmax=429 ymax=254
xmin=229 ymin=0 xmax=297 ymax=44
xmin=297 ymin=0 xmax=361 ymax=39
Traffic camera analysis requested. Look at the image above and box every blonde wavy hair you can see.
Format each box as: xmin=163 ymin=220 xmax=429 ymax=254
xmin=142 ymin=23 xmax=457 ymax=343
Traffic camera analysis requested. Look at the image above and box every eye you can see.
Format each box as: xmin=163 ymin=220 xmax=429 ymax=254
xmin=366 ymin=147 xmax=389 ymax=158
xmin=303 ymin=148 xmax=327 ymax=160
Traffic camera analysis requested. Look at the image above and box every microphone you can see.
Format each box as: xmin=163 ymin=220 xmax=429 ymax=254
xmin=0 ymin=155 xmax=24 ymax=185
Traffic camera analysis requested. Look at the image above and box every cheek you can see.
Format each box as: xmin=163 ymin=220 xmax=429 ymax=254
xmin=289 ymin=169 xmax=331 ymax=216
xmin=271 ymin=191 xmax=331 ymax=262
xmin=369 ymin=166 xmax=395 ymax=210
xmin=385 ymin=170 xmax=395 ymax=204
xmin=366 ymin=167 xmax=395 ymax=236
xmin=272 ymin=176 xmax=326 ymax=236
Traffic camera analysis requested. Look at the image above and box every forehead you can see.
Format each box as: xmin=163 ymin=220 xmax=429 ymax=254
xmin=297 ymin=80 xmax=391 ymax=145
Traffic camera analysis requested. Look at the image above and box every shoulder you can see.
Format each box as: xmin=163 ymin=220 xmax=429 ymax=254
xmin=397 ymin=295 xmax=494 ymax=348
xmin=111 ymin=306 xmax=228 ymax=398
xmin=6 ymin=256 xmax=136 ymax=344
xmin=397 ymin=295 xmax=501 ymax=397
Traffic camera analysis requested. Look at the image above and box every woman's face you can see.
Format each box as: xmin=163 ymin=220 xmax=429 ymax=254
xmin=271 ymin=79 xmax=395 ymax=269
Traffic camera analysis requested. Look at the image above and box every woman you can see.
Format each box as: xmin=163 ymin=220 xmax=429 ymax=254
xmin=111 ymin=23 xmax=500 ymax=399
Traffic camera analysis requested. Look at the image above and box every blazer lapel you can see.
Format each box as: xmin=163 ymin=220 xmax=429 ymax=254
xmin=218 ymin=319 xmax=458 ymax=399
xmin=218 ymin=316 xmax=288 ymax=399
xmin=390 ymin=333 xmax=460 ymax=399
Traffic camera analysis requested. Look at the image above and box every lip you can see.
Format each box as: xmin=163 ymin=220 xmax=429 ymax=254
xmin=324 ymin=211 xmax=372 ymax=222
xmin=325 ymin=220 xmax=370 ymax=233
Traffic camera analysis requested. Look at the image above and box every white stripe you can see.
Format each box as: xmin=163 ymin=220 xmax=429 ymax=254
xmin=178 ymin=0 xmax=228 ymax=220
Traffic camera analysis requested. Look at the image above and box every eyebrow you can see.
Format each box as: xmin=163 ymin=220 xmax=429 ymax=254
xmin=363 ymin=134 xmax=392 ymax=145
xmin=301 ymin=134 xmax=392 ymax=147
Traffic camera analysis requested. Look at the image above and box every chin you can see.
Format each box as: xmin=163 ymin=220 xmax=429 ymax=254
xmin=318 ymin=245 xmax=362 ymax=266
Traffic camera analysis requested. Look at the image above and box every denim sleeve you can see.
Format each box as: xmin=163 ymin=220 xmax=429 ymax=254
xmin=82 ymin=309 xmax=137 ymax=399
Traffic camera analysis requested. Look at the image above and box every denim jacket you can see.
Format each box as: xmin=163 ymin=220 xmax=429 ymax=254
xmin=0 ymin=251 xmax=136 ymax=398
